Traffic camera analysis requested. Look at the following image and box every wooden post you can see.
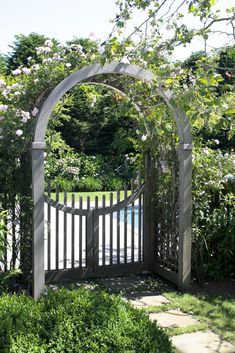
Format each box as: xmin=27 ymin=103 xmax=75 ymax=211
xmin=32 ymin=142 xmax=46 ymax=299
xmin=178 ymin=143 xmax=192 ymax=290
xmin=143 ymin=152 xmax=155 ymax=272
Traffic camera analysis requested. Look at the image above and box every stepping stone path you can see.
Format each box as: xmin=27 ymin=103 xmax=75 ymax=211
xmin=97 ymin=275 xmax=235 ymax=353
xmin=125 ymin=293 xmax=235 ymax=353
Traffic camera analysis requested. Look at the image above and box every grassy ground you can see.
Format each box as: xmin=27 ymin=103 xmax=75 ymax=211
xmin=143 ymin=289 xmax=235 ymax=344
xmin=50 ymin=190 xmax=131 ymax=203
xmin=93 ymin=275 xmax=235 ymax=345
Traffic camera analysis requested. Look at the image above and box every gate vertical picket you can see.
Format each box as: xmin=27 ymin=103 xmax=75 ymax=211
xmin=71 ymin=194 xmax=75 ymax=268
xmin=86 ymin=197 xmax=93 ymax=274
xmin=93 ymin=196 xmax=99 ymax=272
xmin=131 ymin=178 xmax=135 ymax=262
xmin=138 ymin=173 xmax=142 ymax=262
xmin=109 ymin=193 xmax=113 ymax=265
xmin=117 ymin=190 xmax=120 ymax=264
xmin=124 ymin=185 xmax=128 ymax=263
xmin=47 ymin=183 xmax=51 ymax=271
xmin=79 ymin=197 xmax=83 ymax=268
xmin=55 ymin=187 xmax=59 ymax=270
xmin=63 ymin=192 xmax=67 ymax=269
xmin=102 ymin=195 xmax=106 ymax=266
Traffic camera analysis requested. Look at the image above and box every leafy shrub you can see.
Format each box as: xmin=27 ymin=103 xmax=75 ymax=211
xmin=77 ymin=176 xmax=103 ymax=191
xmin=192 ymin=148 xmax=235 ymax=280
xmin=0 ymin=269 xmax=23 ymax=295
xmin=0 ymin=287 xmax=174 ymax=353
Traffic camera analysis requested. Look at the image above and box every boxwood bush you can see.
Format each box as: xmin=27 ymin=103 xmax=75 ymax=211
xmin=0 ymin=287 xmax=173 ymax=353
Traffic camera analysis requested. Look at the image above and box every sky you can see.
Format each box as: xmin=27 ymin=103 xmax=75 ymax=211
xmin=0 ymin=0 xmax=233 ymax=61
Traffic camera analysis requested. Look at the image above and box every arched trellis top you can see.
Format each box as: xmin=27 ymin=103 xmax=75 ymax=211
xmin=32 ymin=62 xmax=192 ymax=299
xmin=33 ymin=62 xmax=192 ymax=145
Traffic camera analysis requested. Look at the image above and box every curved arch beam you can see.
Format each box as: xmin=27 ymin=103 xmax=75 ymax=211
xmin=33 ymin=62 xmax=192 ymax=144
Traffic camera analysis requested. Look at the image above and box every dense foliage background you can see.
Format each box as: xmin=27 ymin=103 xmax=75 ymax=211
xmin=0 ymin=0 xmax=234 ymax=288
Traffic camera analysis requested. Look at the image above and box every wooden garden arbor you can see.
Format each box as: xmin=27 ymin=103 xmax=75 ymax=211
xmin=32 ymin=62 xmax=192 ymax=299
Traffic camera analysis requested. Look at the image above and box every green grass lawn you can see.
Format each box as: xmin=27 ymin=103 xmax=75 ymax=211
xmin=50 ymin=190 xmax=131 ymax=203
xmin=144 ymin=290 xmax=235 ymax=344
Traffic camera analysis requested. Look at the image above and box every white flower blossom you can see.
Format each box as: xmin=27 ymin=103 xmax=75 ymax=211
xmin=14 ymin=91 xmax=21 ymax=96
xmin=32 ymin=64 xmax=40 ymax=71
xmin=27 ymin=56 xmax=32 ymax=62
xmin=21 ymin=116 xmax=28 ymax=123
xmin=36 ymin=46 xmax=52 ymax=55
xmin=202 ymin=147 xmax=209 ymax=155
xmin=22 ymin=67 xmax=31 ymax=74
xmin=16 ymin=129 xmax=23 ymax=136
xmin=141 ymin=135 xmax=147 ymax=141
xmin=0 ymin=116 xmax=5 ymax=121
xmin=120 ymin=56 xmax=130 ymax=64
xmin=42 ymin=58 xmax=53 ymax=63
xmin=44 ymin=39 xmax=53 ymax=48
xmin=0 ymin=104 xmax=8 ymax=111
xmin=12 ymin=68 xmax=22 ymax=75
xmin=11 ymin=83 xmax=21 ymax=89
xmin=214 ymin=139 xmax=219 ymax=145
xmin=90 ymin=96 xmax=97 ymax=107
xmin=21 ymin=110 xmax=31 ymax=120
xmin=32 ymin=107 xmax=38 ymax=117
xmin=0 ymin=79 xmax=6 ymax=88
xmin=65 ymin=63 xmax=71 ymax=68
xmin=98 ymin=46 xmax=105 ymax=54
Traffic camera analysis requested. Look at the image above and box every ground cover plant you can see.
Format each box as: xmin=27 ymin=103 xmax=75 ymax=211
xmin=0 ymin=286 xmax=174 ymax=353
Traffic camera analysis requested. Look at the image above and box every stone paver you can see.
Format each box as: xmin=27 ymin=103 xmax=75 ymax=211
xmin=171 ymin=331 xmax=235 ymax=353
xmin=149 ymin=309 xmax=198 ymax=328
xmin=127 ymin=294 xmax=170 ymax=308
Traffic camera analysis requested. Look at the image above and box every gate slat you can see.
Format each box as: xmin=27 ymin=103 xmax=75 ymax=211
xmin=79 ymin=197 xmax=83 ymax=268
xmin=124 ymin=185 xmax=128 ymax=263
xmin=86 ymin=197 xmax=92 ymax=272
xmin=117 ymin=190 xmax=120 ymax=264
xmin=102 ymin=195 xmax=106 ymax=266
xmin=71 ymin=194 xmax=75 ymax=269
xmin=131 ymin=178 xmax=135 ymax=263
xmin=55 ymin=187 xmax=59 ymax=270
xmin=47 ymin=183 xmax=51 ymax=271
xmin=94 ymin=196 xmax=99 ymax=272
xmin=63 ymin=192 xmax=67 ymax=269
xmin=138 ymin=173 xmax=142 ymax=262
xmin=110 ymin=193 xmax=113 ymax=265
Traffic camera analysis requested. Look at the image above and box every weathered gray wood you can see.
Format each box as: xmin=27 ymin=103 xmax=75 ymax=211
xmin=138 ymin=173 xmax=142 ymax=263
xmin=47 ymin=183 xmax=51 ymax=271
xmin=143 ymin=154 xmax=150 ymax=271
xmin=79 ymin=197 xmax=83 ymax=268
xmin=63 ymin=192 xmax=67 ymax=269
xmin=93 ymin=196 xmax=99 ymax=272
xmin=32 ymin=62 xmax=193 ymax=295
xmin=55 ymin=187 xmax=59 ymax=270
xmin=102 ymin=195 xmax=106 ymax=266
xmin=71 ymin=194 xmax=75 ymax=269
xmin=154 ymin=263 xmax=178 ymax=285
xmin=110 ymin=193 xmax=113 ymax=265
xmin=32 ymin=144 xmax=46 ymax=299
xmin=45 ymin=262 xmax=143 ymax=282
xmin=117 ymin=190 xmax=120 ymax=264
xmin=178 ymin=144 xmax=192 ymax=290
xmin=34 ymin=63 xmax=192 ymax=146
xmin=86 ymin=197 xmax=93 ymax=273
xmin=131 ymin=178 xmax=135 ymax=263
xmin=124 ymin=185 xmax=128 ymax=264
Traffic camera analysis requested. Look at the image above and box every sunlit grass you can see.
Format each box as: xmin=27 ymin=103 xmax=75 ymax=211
xmin=50 ymin=190 xmax=132 ymax=203
xmin=157 ymin=291 xmax=235 ymax=343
